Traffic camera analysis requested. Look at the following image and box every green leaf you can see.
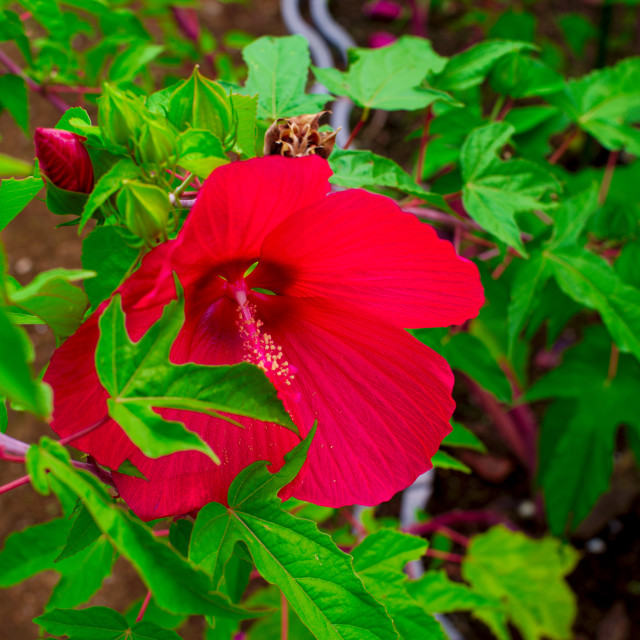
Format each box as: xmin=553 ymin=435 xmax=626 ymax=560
xmin=81 ymin=225 xmax=140 ymax=309
xmin=527 ymin=327 xmax=640 ymax=533
xmin=109 ymin=42 xmax=164 ymax=83
xmin=313 ymin=36 xmax=449 ymax=111
xmin=0 ymin=152 xmax=32 ymax=177
xmin=243 ymin=35 xmax=328 ymax=120
xmin=55 ymin=106 xmax=92 ymax=134
xmin=79 ymin=158 xmax=142 ymax=230
xmin=9 ymin=268 xmax=93 ymax=339
xmin=95 ymin=284 xmax=296 ymax=462
xmin=0 ymin=10 xmax=32 ymax=63
xmin=558 ymin=14 xmax=597 ymax=57
xmin=548 ymin=57 xmax=640 ymax=154
xmin=56 ymin=503 xmax=102 ymax=561
xmin=329 ymin=148 xmax=444 ymax=204
xmin=408 ymin=570 xmax=501 ymax=615
xmin=177 ymin=129 xmax=228 ymax=179
xmin=460 ymin=122 xmax=560 ymax=255
xmin=190 ymin=427 xmax=399 ymax=640
xmin=0 ymin=518 xmax=70 ymax=587
xmin=352 ymin=529 xmax=445 ymax=640
xmin=36 ymin=606 xmax=128 ymax=640
xmin=548 ymin=184 xmax=599 ymax=249
xmin=0 ymin=176 xmax=43 ymax=232
xmin=47 ymin=536 xmax=116 ymax=610
xmin=545 ymin=246 xmax=640 ymax=362
xmin=431 ymin=450 xmax=470 ymax=473
xmin=0 ymin=73 xmax=28 ymax=132
xmin=443 ymin=420 xmax=486 ymax=452
xmin=230 ymin=93 xmax=258 ymax=157
xmin=26 ymin=438 xmax=252 ymax=618
xmin=432 ymin=40 xmax=536 ymax=92
xmin=462 ymin=526 xmax=579 ymax=640
xmin=490 ymin=54 xmax=564 ymax=99
xmin=0 ymin=307 xmax=51 ymax=417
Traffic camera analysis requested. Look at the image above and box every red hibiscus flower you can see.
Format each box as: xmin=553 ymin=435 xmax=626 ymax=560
xmin=44 ymin=156 xmax=483 ymax=521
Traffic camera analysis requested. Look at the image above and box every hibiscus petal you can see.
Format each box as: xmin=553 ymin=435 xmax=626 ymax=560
xmin=255 ymin=294 xmax=455 ymax=506
xmin=171 ymin=155 xmax=332 ymax=278
xmin=255 ymin=188 xmax=484 ymax=328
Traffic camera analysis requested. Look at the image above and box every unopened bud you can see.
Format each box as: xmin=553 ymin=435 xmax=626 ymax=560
xmin=136 ymin=117 xmax=177 ymax=167
xmin=34 ymin=127 xmax=94 ymax=193
xmin=117 ymin=180 xmax=171 ymax=245
xmin=98 ymin=84 xmax=145 ymax=150
xmin=168 ymin=66 xmax=234 ymax=142
xmin=264 ymin=112 xmax=338 ymax=159
xmin=363 ymin=1 xmax=402 ymax=21
xmin=368 ymin=32 xmax=398 ymax=49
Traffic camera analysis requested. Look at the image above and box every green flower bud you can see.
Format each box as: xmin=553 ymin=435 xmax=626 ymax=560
xmin=168 ymin=66 xmax=235 ymax=142
xmin=117 ymin=180 xmax=172 ymax=245
xmin=98 ymin=84 xmax=146 ymax=151
xmin=135 ymin=116 xmax=177 ymax=167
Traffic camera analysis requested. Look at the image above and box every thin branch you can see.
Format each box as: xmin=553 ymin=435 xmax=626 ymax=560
xmin=0 ymin=48 xmax=71 ymax=112
xmin=135 ymin=590 xmax=152 ymax=623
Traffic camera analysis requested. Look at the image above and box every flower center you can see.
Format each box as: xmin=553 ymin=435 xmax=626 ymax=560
xmin=227 ymin=278 xmax=300 ymax=405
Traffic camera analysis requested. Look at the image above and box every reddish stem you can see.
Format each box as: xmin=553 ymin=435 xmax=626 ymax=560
xmin=153 ymin=529 xmax=171 ymax=537
xmin=598 ymin=150 xmax=619 ymax=205
xmin=136 ymin=590 xmax=152 ymax=623
xmin=0 ymin=49 xmax=71 ymax=112
xmin=59 ymin=415 xmax=108 ymax=446
xmin=491 ymin=252 xmax=514 ymax=280
xmin=496 ymin=96 xmax=514 ymax=121
xmin=443 ymin=190 xmax=462 ymax=202
xmin=435 ymin=526 xmax=470 ymax=547
xmin=406 ymin=509 xmax=516 ymax=537
xmin=343 ymin=119 xmax=365 ymax=150
xmin=0 ymin=474 xmax=31 ymax=496
xmin=425 ymin=549 xmax=464 ymax=563
xmin=549 ymin=128 xmax=578 ymax=165
xmin=415 ymin=105 xmax=433 ymax=183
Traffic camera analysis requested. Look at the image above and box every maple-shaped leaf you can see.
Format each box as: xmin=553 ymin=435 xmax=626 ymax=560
xmin=96 ymin=279 xmax=296 ymax=463
xmin=460 ymin=122 xmax=560 ymax=255
xmin=526 ymin=326 xmax=640 ymax=534
xmin=462 ymin=526 xmax=579 ymax=640
xmin=548 ymin=57 xmax=640 ymax=155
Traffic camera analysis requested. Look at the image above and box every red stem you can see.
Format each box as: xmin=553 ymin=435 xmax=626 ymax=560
xmin=598 ymin=150 xmax=619 ymax=205
xmin=415 ymin=105 xmax=433 ymax=183
xmin=549 ymin=128 xmax=578 ymax=165
xmin=59 ymin=415 xmax=108 ymax=446
xmin=425 ymin=549 xmax=464 ymax=563
xmin=343 ymin=118 xmax=365 ymax=150
xmin=136 ymin=590 xmax=152 ymax=623
xmin=443 ymin=190 xmax=462 ymax=202
xmin=406 ymin=509 xmax=516 ymax=537
xmin=0 ymin=474 xmax=31 ymax=496
xmin=0 ymin=48 xmax=71 ymax=112
xmin=435 ymin=526 xmax=470 ymax=547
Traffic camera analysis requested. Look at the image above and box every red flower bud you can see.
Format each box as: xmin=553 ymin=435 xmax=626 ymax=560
xmin=363 ymin=1 xmax=402 ymax=21
xmin=34 ymin=127 xmax=94 ymax=194
xmin=368 ymin=31 xmax=398 ymax=49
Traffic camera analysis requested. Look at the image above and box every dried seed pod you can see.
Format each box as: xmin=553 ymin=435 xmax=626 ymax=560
xmin=264 ymin=112 xmax=338 ymax=159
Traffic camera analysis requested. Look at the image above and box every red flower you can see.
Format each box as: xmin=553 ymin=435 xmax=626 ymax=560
xmin=34 ymin=128 xmax=94 ymax=194
xmin=44 ymin=156 xmax=483 ymax=520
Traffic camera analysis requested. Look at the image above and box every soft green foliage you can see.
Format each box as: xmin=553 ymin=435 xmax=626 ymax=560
xmin=0 ymin=176 xmax=43 ymax=231
xmin=243 ymin=35 xmax=327 ymax=120
xmin=35 ymin=606 xmax=181 ymax=640
xmin=462 ymin=526 xmax=580 ymax=640
xmin=314 ymin=36 xmax=449 ymax=111
xmin=96 ymin=285 xmax=296 ymax=463
xmin=0 ymin=306 xmax=51 ymax=417
xmin=26 ymin=437 xmax=252 ymax=619
xmin=460 ymin=121 xmax=560 ymax=255
xmin=352 ymin=529 xmax=445 ymax=639
xmin=527 ymin=327 xmax=640 ymax=534
xmin=190 ymin=428 xmax=399 ymax=640
xmin=7 ymin=268 xmax=93 ymax=339
xmin=0 ymin=73 xmax=29 ymax=133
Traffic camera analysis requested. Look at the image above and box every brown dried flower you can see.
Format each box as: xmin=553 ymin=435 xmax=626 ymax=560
xmin=263 ymin=112 xmax=339 ymax=159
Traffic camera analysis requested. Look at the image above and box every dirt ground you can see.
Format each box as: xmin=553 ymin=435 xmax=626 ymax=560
xmin=1 ymin=1 xmax=639 ymax=639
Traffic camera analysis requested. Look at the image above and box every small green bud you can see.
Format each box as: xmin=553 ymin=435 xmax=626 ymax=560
xmin=98 ymin=84 xmax=146 ymax=151
xmin=168 ymin=66 xmax=235 ymax=142
xmin=135 ymin=116 xmax=177 ymax=167
xmin=117 ymin=180 xmax=172 ymax=245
